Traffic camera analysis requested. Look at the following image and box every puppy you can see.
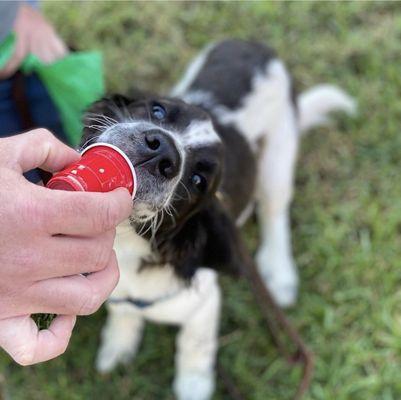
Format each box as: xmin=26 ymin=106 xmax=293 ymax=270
xmin=80 ymin=39 xmax=355 ymax=400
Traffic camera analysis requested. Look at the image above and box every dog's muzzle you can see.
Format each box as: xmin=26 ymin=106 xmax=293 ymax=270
xmin=138 ymin=129 xmax=181 ymax=180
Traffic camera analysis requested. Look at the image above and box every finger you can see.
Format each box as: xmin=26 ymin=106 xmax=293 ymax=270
xmin=38 ymin=187 xmax=132 ymax=236
xmin=0 ymin=314 xmax=76 ymax=365
xmin=2 ymin=128 xmax=80 ymax=173
xmin=51 ymin=36 xmax=68 ymax=59
xmin=30 ymin=43 xmax=54 ymax=64
xmin=32 ymin=36 xmax=68 ymax=64
xmin=19 ymin=252 xmax=120 ymax=316
xmin=25 ymin=229 xmax=116 ymax=280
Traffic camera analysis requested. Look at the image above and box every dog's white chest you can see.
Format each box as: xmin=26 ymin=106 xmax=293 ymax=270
xmin=112 ymin=221 xmax=185 ymax=302
xmin=110 ymin=220 xmax=219 ymax=327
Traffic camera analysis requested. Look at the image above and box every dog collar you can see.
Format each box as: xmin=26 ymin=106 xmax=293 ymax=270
xmin=108 ymin=297 xmax=155 ymax=309
xmin=108 ymin=289 xmax=182 ymax=309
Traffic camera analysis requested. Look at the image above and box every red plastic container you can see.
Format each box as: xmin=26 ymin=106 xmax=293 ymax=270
xmin=46 ymin=143 xmax=137 ymax=198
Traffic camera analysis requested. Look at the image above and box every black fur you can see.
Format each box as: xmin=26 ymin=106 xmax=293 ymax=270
xmin=153 ymin=199 xmax=247 ymax=279
xmin=188 ymin=39 xmax=276 ymax=110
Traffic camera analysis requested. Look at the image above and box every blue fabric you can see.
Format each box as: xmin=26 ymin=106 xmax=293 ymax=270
xmin=0 ymin=73 xmax=67 ymax=139
xmin=0 ymin=72 xmax=68 ymax=182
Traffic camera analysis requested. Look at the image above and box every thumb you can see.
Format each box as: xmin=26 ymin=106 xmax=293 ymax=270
xmin=0 ymin=315 xmax=76 ymax=365
xmin=2 ymin=129 xmax=80 ymax=173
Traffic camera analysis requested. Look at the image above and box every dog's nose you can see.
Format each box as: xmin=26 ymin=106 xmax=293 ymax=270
xmin=143 ymin=130 xmax=181 ymax=179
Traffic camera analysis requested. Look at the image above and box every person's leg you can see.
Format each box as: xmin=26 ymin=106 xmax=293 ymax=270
xmin=0 ymin=78 xmax=23 ymax=137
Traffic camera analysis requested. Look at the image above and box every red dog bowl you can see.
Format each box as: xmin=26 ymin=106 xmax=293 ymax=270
xmin=46 ymin=143 xmax=137 ymax=198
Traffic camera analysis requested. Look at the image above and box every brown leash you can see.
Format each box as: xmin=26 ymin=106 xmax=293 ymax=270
xmin=218 ymin=232 xmax=314 ymax=400
xmin=11 ymin=71 xmax=34 ymax=130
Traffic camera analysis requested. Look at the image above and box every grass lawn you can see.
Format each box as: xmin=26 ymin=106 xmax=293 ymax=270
xmin=1 ymin=1 xmax=401 ymax=399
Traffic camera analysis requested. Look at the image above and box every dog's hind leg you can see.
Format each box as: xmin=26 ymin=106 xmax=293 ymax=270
xmin=173 ymin=271 xmax=221 ymax=400
xmin=256 ymin=89 xmax=300 ymax=308
xmin=96 ymin=302 xmax=144 ymax=373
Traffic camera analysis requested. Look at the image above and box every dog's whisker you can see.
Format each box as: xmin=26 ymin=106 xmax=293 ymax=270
xmin=84 ymin=124 xmax=108 ymax=132
xmin=179 ymin=181 xmax=192 ymax=202
xmin=164 ymin=204 xmax=177 ymax=227
xmin=86 ymin=112 xmax=119 ymax=125
xmin=85 ymin=116 xmax=115 ymax=126
xmin=78 ymin=134 xmax=102 ymax=151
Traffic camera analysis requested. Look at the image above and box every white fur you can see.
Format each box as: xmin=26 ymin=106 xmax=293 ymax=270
xmin=180 ymin=90 xmax=215 ymax=110
xmin=182 ymin=120 xmax=221 ymax=147
xmin=298 ymin=84 xmax=356 ymax=132
xmin=97 ymin=221 xmax=221 ymax=400
xmin=96 ymin=302 xmax=144 ymax=372
xmin=214 ymin=60 xmax=291 ymax=143
xmin=171 ymin=44 xmax=214 ymax=97
xmin=236 ymin=201 xmax=255 ymax=227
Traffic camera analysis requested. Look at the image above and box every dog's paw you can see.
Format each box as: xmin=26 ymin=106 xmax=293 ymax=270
xmin=95 ymin=341 xmax=136 ymax=373
xmin=256 ymin=247 xmax=298 ymax=308
xmin=173 ymin=371 xmax=214 ymax=400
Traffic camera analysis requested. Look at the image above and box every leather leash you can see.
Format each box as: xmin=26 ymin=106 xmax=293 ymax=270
xmin=218 ymin=231 xmax=314 ymax=400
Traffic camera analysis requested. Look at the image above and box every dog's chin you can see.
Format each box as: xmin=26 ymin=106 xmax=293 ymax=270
xmin=130 ymin=194 xmax=172 ymax=225
xmin=130 ymin=202 xmax=159 ymax=223
xmin=129 ymin=167 xmax=179 ymax=224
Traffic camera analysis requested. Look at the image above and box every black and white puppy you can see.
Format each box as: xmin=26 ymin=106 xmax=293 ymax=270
xmin=81 ymin=40 xmax=355 ymax=400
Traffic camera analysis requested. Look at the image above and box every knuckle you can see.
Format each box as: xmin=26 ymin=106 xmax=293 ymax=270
xmin=111 ymin=258 xmax=120 ymax=286
xmin=108 ymin=253 xmax=120 ymax=289
xmin=99 ymin=200 xmax=120 ymax=232
xmin=109 ymin=228 xmax=117 ymax=241
xmin=32 ymin=128 xmax=53 ymax=141
xmin=78 ymin=286 xmax=103 ymax=316
xmin=92 ymin=242 xmax=111 ymax=272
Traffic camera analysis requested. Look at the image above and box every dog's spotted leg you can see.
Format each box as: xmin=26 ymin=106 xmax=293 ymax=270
xmin=173 ymin=271 xmax=221 ymax=400
xmin=256 ymin=101 xmax=299 ymax=308
xmin=96 ymin=302 xmax=144 ymax=373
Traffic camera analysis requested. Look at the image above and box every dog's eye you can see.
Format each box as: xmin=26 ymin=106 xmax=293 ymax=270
xmin=152 ymin=103 xmax=166 ymax=120
xmin=191 ymin=174 xmax=207 ymax=192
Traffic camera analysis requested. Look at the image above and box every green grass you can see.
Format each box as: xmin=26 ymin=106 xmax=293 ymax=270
xmin=1 ymin=1 xmax=401 ymax=399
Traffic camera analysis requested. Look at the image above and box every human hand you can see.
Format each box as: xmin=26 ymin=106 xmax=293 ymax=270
xmin=0 ymin=4 xmax=68 ymax=79
xmin=0 ymin=129 xmax=132 ymax=365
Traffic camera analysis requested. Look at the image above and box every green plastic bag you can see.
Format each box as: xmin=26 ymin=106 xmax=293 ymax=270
xmin=0 ymin=34 xmax=105 ymax=147
xmin=0 ymin=34 xmax=16 ymax=69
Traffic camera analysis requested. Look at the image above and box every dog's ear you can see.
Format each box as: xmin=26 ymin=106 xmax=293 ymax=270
xmin=83 ymin=94 xmax=131 ymax=122
xmin=81 ymin=94 xmax=132 ymax=146
xmin=158 ymin=198 xmax=248 ymax=279
xmin=81 ymin=91 xmax=150 ymax=146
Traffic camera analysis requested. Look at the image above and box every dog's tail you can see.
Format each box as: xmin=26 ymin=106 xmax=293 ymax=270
xmin=298 ymin=84 xmax=356 ymax=134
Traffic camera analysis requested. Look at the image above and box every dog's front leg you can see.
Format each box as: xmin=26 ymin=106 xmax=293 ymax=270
xmin=96 ymin=302 xmax=144 ymax=373
xmin=173 ymin=273 xmax=221 ymax=400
